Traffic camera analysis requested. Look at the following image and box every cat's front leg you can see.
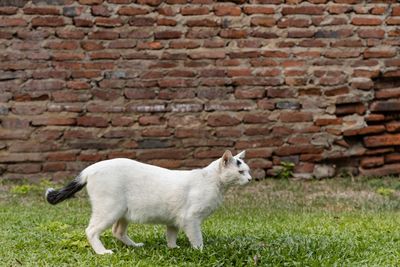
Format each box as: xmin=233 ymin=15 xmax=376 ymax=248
xmin=182 ymin=220 xmax=203 ymax=249
xmin=166 ymin=225 xmax=179 ymax=248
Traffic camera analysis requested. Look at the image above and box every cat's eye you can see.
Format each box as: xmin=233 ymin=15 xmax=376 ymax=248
xmin=238 ymin=171 xmax=244 ymax=175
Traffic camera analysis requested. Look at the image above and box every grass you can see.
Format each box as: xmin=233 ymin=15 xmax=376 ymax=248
xmin=2 ymin=177 xmax=400 ymax=266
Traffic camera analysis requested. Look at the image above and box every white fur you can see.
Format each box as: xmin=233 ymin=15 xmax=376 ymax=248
xmin=78 ymin=150 xmax=251 ymax=255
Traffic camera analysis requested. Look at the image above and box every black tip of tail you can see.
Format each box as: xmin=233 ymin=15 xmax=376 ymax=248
xmin=45 ymin=178 xmax=86 ymax=205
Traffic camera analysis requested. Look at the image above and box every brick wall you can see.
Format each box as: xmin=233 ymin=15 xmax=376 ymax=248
xmin=0 ymin=0 xmax=400 ymax=180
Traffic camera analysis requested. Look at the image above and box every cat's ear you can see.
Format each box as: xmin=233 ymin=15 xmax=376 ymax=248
xmin=221 ymin=150 xmax=233 ymax=167
xmin=235 ymin=150 xmax=246 ymax=159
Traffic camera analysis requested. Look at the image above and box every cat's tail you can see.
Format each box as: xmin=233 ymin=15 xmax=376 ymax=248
xmin=45 ymin=173 xmax=88 ymax=205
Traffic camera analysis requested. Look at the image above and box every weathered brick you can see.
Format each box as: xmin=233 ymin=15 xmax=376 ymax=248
xmin=32 ymin=116 xmax=76 ymax=126
xmin=137 ymin=148 xmax=190 ymax=160
xmin=214 ymin=5 xmax=241 ymax=16
xmin=343 ymin=126 xmax=386 ymax=136
xmin=243 ymin=5 xmax=274 ymax=14
xmin=385 ymin=153 xmax=400 ymax=164
xmin=32 ymin=16 xmax=65 ymax=27
xmin=352 ymin=16 xmax=382 ymax=25
xmin=77 ymin=116 xmax=109 ymax=127
xmin=0 ymin=7 xmax=18 ymax=15
xmin=386 ymin=122 xmax=400 ymax=133
xmin=0 ymin=153 xmax=43 ymax=163
xmin=280 ymin=111 xmax=313 ymax=122
xmin=118 ymin=6 xmax=149 ymax=15
xmin=360 ymin=163 xmax=400 ymax=177
xmin=207 ymin=114 xmax=241 ymax=126
xmin=364 ymin=134 xmax=400 ymax=148
xmin=370 ymin=101 xmax=400 ymax=112
xmin=79 ymin=0 xmax=104 ymax=4
xmin=24 ymin=6 xmax=60 ymax=15
xmin=250 ymin=16 xmax=276 ymax=27
xmin=364 ymin=48 xmax=397 ymax=59
xmin=275 ymin=145 xmax=324 ymax=156
xmin=0 ymin=18 xmax=27 ymax=27
xmin=181 ymin=6 xmax=209 ymax=15
xmin=89 ymin=30 xmax=119 ymax=39
xmin=220 ymin=29 xmax=247 ymax=39
xmin=358 ymin=28 xmax=385 ymax=39
xmin=282 ymin=6 xmax=325 ymax=15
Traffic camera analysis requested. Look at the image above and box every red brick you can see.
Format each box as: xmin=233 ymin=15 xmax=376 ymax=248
xmin=77 ymin=116 xmax=109 ymax=127
xmin=95 ymin=17 xmax=124 ymax=27
xmin=129 ymin=17 xmax=155 ymax=26
xmin=280 ymin=111 xmax=313 ymax=122
xmin=79 ymin=0 xmax=104 ymax=4
xmin=53 ymin=52 xmax=85 ymax=61
xmin=181 ymin=6 xmax=209 ymax=15
xmin=32 ymin=17 xmax=65 ymax=27
xmin=89 ymin=30 xmax=119 ymax=40
xmin=47 ymin=151 xmax=78 ymax=161
xmin=386 ymin=122 xmax=400 ymax=133
xmin=0 ymin=18 xmax=27 ymax=27
xmin=364 ymin=134 xmax=400 ymax=148
xmin=157 ymin=6 xmax=176 ymax=16
xmin=220 ymin=29 xmax=247 ymax=39
xmin=243 ymin=5 xmax=274 ymax=14
xmin=138 ymin=149 xmax=190 ymax=160
xmin=56 ymin=29 xmax=85 ymax=39
xmin=0 ymin=7 xmax=18 ymax=15
xmin=364 ymin=48 xmax=396 ymax=58
xmin=360 ymin=163 xmax=400 ymax=177
xmin=235 ymin=137 xmax=284 ymax=149
xmin=32 ymin=116 xmax=76 ymax=126
xmin=43 ymin=162 xmax=66 ymax=172
xmin=343 ymin=126 xmax=386 ymax=136
xmin=314 ymin=117 xmax=342 ymax=126
xmin=141 ymin=128 xmax=172 ymax=137
xmin=23 ymin=7 xmax=60 ymax=15
xmin=189 ymin=51 xmax=225 ymax=59
xmin=282 ymin=6 xmax=325 ymax=15
xmin=352 ymin=16 xmax=382 ymax=25
xmin=207 ymin=114 xmax=241 ymax=126
xmin=155 ymin=30 xmax=181 ymax=39
xmin=74 ymin=18 xmax=94 ymax=27
xmin=234 ymin=88 xmax=264 ymax=99
xmin=278 ymin=18 xmax=311 ymax=28
xmin=214 ymin=5 xmax=241 ymax=16
xmin=118 ymin=6 xmax=149 ymax=15
xmin=275 ymin=145 xmax=324 ymax=156
xmin=358 ymin=29 xmax=385 ymax=39
xmin=8 ymin=163 xmax=42 ymax=174
xmin=370 ymin=101 xmax=400 ymax=112
xmin=251 ymin=17 xmax=276 ymax=27
xmin=393 ymin=6 xmax=400 ymax=16
xmin=91 ymin=5 xmax=111 ymax=16
xmin=336 ymin=103 xmax=366 ymax=115
xmin=138 ymin=0 xmax=163 ymax=6
xmin=385 ymin=153 xmax=400 ymax=163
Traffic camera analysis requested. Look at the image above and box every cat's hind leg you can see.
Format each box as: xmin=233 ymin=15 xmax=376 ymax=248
xmin=112 ymin=218 xmax=144 ymax=247
xmin=86 ymin=215 xmax=115 ymax=254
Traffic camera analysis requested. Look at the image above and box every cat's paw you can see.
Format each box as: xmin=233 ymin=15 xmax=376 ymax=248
xmin=99 ymin=249 xmax=113 ymax=255
xmin=133 ymin=242 xmax=144 ymax=247
xmin=168 ymin=244 xmax=180 ymax=249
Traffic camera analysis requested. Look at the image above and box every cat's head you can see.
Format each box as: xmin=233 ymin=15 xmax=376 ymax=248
xmin=219 ymin=150 xmax=252 ymax=186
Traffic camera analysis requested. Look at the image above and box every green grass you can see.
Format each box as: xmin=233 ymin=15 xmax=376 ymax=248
xmin=2 ymin=177 xmax=400 ymax=266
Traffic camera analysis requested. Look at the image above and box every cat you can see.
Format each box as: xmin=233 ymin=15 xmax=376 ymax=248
xmin=46 ymin=150 xmax=251 ymax=255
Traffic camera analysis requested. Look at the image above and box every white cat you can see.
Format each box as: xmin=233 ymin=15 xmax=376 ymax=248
xmin=46 ymin=150 xmax=251 ymax=255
